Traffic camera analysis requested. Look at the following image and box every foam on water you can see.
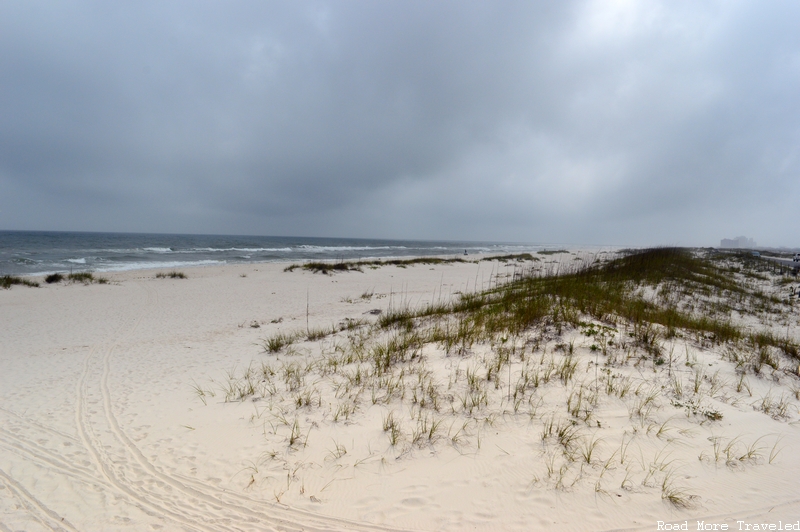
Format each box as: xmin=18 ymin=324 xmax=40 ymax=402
xmin=98 ymin=260 xmax=225 ymax=272
xmin=0 ymin=230 xmax=554 ymax=276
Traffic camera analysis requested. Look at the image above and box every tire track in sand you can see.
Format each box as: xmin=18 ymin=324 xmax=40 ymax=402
xmin=0 ymin=467 xmax=78 ymax=531
xmin=76 ymin=279 xmax=409 ymax=531
xmin=74 ymin=286 xmax=222 ymax=531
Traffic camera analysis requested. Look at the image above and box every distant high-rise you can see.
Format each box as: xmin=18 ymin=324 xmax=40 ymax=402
xmin=720 ymin=236 xmax=756 ymax=248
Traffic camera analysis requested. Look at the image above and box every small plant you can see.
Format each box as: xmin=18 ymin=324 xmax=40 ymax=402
xmin=156 ymin=271 xmax=187 ymax=279
xmin=307 ymin=325 xmax=335 ymax=341
xmin=758 ymin=392 xmax=794 ymax=419
xmin=708 ymin=371 xmax=727 ymax=397
xmin=671 ymin=399 xmax=722 ymax=421
xmin=736 ymin=373 xmax=751 ymax=395
xmin=288 ymin=417 xmax=303 ymax=447
xmin=692 ymin=368 xmax=704 ymax=395
xmin=769 ymin=436 xmax=784 ymax=464
xmin=661 ymin=470 xmax=697 ymax=508
xmin=45 ymin=273 xmax=64 ymax=283
xmin=263 ymin=331 xmax=300 ymax=353
xmin=333 ymin=401 xmax=356 ymax=422
xmin=579 ymin=435 xmax=602 ymax=464
xmin=383 ymin=411 xmax=402 ymax=446
xmin=326 ymin=440 xmax=347 ymax=461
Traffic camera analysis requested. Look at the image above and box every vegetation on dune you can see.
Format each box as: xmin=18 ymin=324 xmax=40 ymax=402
xmin=3 ymin=271 xmax=109 ymax=287
xmin=284 ymin=254 xmax=539 ymax=274
xmin=276 ymin=248 xmax=798 ymax=363
xmin=538 ymin=249 xmax=569 ymax=255
xmin=479 ymin=253 xmax=538 ymax=262
xmin=39 ymin=272 xmax=108 ymax=285
xmin=366 ymin=247 xmax=797 ymax=358
xmin=156 ymin=271 xmax=187 ymax=279
xmin=67 ymin=272 xmax=108 ymax=284
xmin=204 ymin=247 xmax=798 ymax=508
xmin=1 ymin=275 xmax=39 ymax=289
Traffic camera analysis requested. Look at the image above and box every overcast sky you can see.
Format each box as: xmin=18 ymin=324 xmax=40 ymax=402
xmin=1 ymin=1 xmax=798 ymax=247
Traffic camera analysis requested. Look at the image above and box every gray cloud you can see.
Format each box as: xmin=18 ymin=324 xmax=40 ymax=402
xmin=1 ymin=1 xmax=798 ymax=246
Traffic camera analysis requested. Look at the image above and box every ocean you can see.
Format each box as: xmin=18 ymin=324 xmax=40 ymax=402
xmin=0 ymin=231 xmax=549 ymax=276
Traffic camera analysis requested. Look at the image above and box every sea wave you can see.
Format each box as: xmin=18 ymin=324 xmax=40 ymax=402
xmin=186 ymin=247 xmax=293 ymax=253
xmin=0 ymin=231 xmax=544 ymax=276
xmin=96 ymin=260 xmax=225 ymax=272
xmin=297 ymin=245 xmax=409 ymax=252
xmin=142 ymin=247 xmax=174 ymax=253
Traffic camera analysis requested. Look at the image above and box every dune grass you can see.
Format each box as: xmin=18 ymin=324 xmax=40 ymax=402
xmin=284 ymin=257 xmax=469 ymax=274
xmin=479 ymin=253 xmax=538 ymax=262
xmin=538 ymin=249 xmax=570 ymax=255
xmin=371 ymin=247 xmax=797 ymax=358
xmin=274 ymin=248 xmax=797 ymax=374
xmin=283 ymin=254 xmax=540 ymax=274
xmin=1 ymin=275 xmax=39 ymax=289
xmin=156 ymin=271 xmax=187 ymax=279
xmin=209 ymin=247 xmax=798 ymax=507
xmin=67 ymin=272 xmax=108 ymax=284
xmin=39 ymin=272 xmax=108 ymax=285
xmin=5 ymin=270 xmax=113 ymax=288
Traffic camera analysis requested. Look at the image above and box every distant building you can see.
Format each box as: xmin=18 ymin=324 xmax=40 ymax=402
xmin=720 ymin=236 xmax=756 ymax=249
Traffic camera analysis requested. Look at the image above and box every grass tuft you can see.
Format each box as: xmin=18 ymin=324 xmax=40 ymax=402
xmin=66 ymin=272 xmax=108 ymax=284
xmin=1 ymin=275 xmax=39 ymax=289
xmin=156 ymin=271 xmax=187 ymax=279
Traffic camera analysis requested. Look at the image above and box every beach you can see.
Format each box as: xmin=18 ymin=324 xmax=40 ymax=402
xmin=2 ymin=251 xmax=800 ymax=531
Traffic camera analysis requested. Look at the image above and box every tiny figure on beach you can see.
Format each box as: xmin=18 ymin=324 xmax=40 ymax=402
xmin=464 ymin=249 xmax=468 ymax=255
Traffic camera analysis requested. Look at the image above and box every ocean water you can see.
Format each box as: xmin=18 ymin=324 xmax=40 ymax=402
xmin=0 ymin=231 xmax=547 ymax=276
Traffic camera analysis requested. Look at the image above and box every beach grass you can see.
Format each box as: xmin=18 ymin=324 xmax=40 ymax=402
xmin=537 ymin=249 xmax=570 ymax=255
xmin=479 ymin=253 xmax=538 ymax=262
xmin=206 ymin=247 xmax=799 ymax=511
xmin=1 ymin=275 xmax=40 ymax=289
xmin=156 ymin=271 xmax=187 ymax=279
xmin=283 ymin=254 xmax=540 ymax=274
xmin=67 ymin=272 xmax=109 ymax=284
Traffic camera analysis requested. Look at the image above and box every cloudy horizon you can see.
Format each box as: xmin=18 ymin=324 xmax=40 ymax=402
xmin=1 ymin=1 xmax=798 ymax=247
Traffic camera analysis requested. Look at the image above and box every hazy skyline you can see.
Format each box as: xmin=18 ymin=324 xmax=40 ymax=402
xmin=1 ymin=1 xmax=798 ymax=247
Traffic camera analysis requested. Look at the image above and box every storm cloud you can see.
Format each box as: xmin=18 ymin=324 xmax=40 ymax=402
xmin=1 ymin=1 xmax=798 ymax=246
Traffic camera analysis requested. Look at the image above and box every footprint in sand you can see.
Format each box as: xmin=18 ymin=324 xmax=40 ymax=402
xmin=400 ymin=497 xmax=428 ymax=508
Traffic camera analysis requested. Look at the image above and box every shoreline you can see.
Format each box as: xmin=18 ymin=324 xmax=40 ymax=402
xmin=7 ymin=245 xmax=622 ymax=282
xmin=1 ymin=230 xmax=592 ymax=279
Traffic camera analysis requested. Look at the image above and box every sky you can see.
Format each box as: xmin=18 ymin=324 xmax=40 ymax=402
xmin=1 ymin=1 xmax=799 ymax=247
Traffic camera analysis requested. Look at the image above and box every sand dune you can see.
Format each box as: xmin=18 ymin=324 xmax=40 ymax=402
xmin=2 ymin=251 xmax=799 ymax=531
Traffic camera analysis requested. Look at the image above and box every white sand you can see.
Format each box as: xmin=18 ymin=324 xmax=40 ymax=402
xmin=2 ymin=254 xmax=800 ymax=531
